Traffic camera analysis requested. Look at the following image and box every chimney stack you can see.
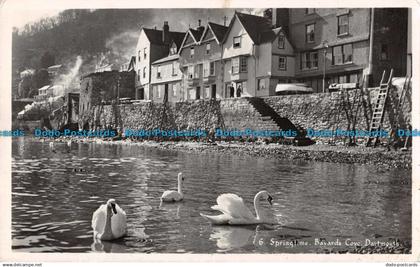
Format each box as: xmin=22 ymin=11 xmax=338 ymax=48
xmin=163 ymin=21 xmax=170 ymax=44
xmin=196 ymin=19 xmax=204 ymax=32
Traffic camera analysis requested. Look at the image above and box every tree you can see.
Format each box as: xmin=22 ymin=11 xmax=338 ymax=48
xmin=40 ymin=51 xmax=55 ymax=68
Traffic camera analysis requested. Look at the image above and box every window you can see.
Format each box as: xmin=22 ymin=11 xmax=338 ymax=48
xmin=210 ymin=62 xmax=215 ymax=76
xmin=381 ymin=44 xmax=388 ymax=60
xmin=332 ymin=44 xmax=353 ymax=65
xmin=232 ymin=57 xmax=247 ymax=73
xmin=173 ymin=84 xmax=177 ymax=96
xmin=204 ymin=62 xmax=215 ymax=77
xmin=305 ymin=8 xmax=315 ymax=14
xmin=143 ymin=67 xmax=146 ymax=78
xmin=156 ymin=66 xmax=161 ymax=78
xmin=301 ymin=51 xmax=318 ymax=69
xmin=137 ymin=69 xmax=141 ymax=81
xmin=278 ymin=35 xmax=285 ymax=49
xmin=257 ymin=79 xmax=265 ymax=91
xmin=240 ymin=57 xmax=247 ymax=72
xmin=194 ymin=64 xmax=200 ymax=78
xmin=338 ymin=14 xmax=349 ymax=35
xmin=306 ymin=24 xmax=315 ymax=43
xmin=232 ymin=57 xmax=239 ymax=73
xmin=233 ymin=36 xmax=241 ymax=48
xmin=310 ymin=52 xmax=318 ymax=68
xmin=172 ymin=62 xmax=178 ymax=76
xmin=190 ymin=47 xmax=195 ymax=58
xmin=143 ymin=48 xmax=147 ymax=59
xmin=188 ymin=65 xmax=194 ymax=79
xmin=206 ymin=43 xmax=211 ymax=54
xmin=138 ymin=50 xmax=141 ymax=62
xmin=204 ymin=62 xmax=209 ymax=77
xmin=278 ymin=56 xmax=287 ymax=70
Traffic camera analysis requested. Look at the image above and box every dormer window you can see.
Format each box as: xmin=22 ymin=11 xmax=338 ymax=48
xmin=278 ymin=35 xmax=285 ymax=49
xmin=233 ymin=36 xmax=241 ymax=48
xmin=170 ymin=44 xmax=177 ymax=55
xmin=337 ymin=14 xmax=349 ymax=36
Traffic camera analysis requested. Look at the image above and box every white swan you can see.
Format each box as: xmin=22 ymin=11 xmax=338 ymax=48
xmin=160 ymin=172 xmax=184 ymax=202
xmin=200 ymin=191 xmax=276 ymax=225
xmin=92 ymin=199 xmax=127 ymax=240
xmin=49 ymin=142 xmax=56 ymax=153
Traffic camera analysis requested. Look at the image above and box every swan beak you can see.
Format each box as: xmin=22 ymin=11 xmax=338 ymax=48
xmin=111 ymin=203 xmax=117 ymax=214
xmin=267 ymin=195 xmax=273 ymax=205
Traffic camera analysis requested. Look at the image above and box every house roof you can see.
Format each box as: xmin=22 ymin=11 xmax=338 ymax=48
xmin=189 ymin=27 xmax=205 ymax=42
xmin=47 ymin=64 xmax=62 ymax=70
xmin=152 ymin=54 xmax=179 ymax=65
xmin=179 ymin=26 xmax=205 ymax=53
xmin=38 ymin=85 xmax=51 ymax=91
xmin=207 ymin=22 xmax=228 ymax=43
xmin=143 ymin=28 xmax=185 ymax=46
xmin=224 ymin=12 xmax=277 ymax=45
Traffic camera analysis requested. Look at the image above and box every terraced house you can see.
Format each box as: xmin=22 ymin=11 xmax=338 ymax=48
xmin=150 ymin=39 xmax=183 ymax=103
xmin=222 ymin=12 xmax=296 ymax=98
xmin=134 ymin=21 xmax=184 ymax=100
xmin=135 ymin=8 xmax=409 ymax=101
xmin=178 ymin=21 xmax=228 ymax=100
xmin=285 ymin=8 xmax=408 ymax=92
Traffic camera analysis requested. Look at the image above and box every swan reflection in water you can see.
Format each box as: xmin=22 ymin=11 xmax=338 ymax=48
xmin=158 ymin=202 xmax=182 ymax=219
xmin=91 ymin=238 xmax=128 ymax=253
xmin=208 ymin=225 xmax=266 ymax=251
xmin=91 ymin=228 xmax=148 ymax=253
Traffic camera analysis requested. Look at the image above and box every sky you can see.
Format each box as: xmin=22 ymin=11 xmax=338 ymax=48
xmin=12 ymin=9 xmax=64 ymax=29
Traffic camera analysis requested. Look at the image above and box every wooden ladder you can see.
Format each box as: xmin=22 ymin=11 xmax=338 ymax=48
xmin=366 ymin=69 xmax=393 ymax=147
xmin=399 ymin=76 xmax=412 ymax=150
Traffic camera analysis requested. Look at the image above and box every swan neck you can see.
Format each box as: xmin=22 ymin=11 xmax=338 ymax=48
xmin=177 ymin=179 xmax=183 ymax=195
xmin=254 ymin=194 xmax=262 ymax=220
xmin=102 ymin=207 xmax=114 ymax=239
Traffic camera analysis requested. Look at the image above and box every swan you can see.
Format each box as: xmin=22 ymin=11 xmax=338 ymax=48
xmin=49 ymin=142 xmax=56 ymax=153
xmin=200 ymin=191 xmax=276 ymax=225
xmin=160 ymin=172 xmax=184 ymax=202
xmin=92 ymin=199 xmax=127 ymax=240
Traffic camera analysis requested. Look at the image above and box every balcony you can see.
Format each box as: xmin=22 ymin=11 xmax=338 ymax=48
xmin=203 ymin=75 xmax=216 ymax=84
xmin=187 ymin=76 xmax=200 ymax=87
xmin=230 ymin=72 xmax=248 ymax=81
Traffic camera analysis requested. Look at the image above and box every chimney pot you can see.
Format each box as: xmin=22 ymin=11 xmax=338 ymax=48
xmin=198 ymin=19 xmax=201 ymax=26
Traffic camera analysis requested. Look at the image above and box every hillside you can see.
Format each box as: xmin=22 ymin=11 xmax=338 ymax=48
xmin=12 ymin=9 xmax=236 ymax=97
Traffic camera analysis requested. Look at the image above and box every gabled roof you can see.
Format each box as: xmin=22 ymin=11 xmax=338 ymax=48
xmin=178 ymin=26 xmax=205 ymax=53
xmin=143 ymin=28 xmax=185 ymax=46
xmin=223 ymin=12 xmax=277 ymax=45
xmin=200 ymin=22 xmax=228 ymax=44
xmin=190 ymin=27 xmax=205 ymax=42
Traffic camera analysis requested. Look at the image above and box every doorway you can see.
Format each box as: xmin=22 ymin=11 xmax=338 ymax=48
xmin=196 ymin=86 xmax=201 ymax=100
xmin=164 ymin=84 xmax=169 ymax=103
xmin=211 ymin=84 xmax=216 ymax=99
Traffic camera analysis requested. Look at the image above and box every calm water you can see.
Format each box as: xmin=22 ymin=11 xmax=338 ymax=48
xmin=12 ymin=138 xmax=411 ymax=253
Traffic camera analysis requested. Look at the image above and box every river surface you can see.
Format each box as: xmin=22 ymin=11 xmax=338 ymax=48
xmin=11 ymin=137 xmax=411 ymax=253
